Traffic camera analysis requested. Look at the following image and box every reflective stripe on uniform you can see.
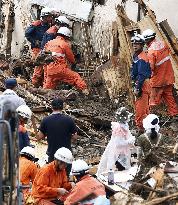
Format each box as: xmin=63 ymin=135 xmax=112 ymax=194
xmin=52 ymin=52 xmax=65 ymax=57
xmin=155 ymin=56 xmax=170 ymax=66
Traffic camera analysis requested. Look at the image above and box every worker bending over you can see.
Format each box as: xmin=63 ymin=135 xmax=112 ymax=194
xmin=131 ymin=34 xmax=151 ymax=130
xmin=65 ymin=159 xmax=110 ymax=205
xmin=32 ymin=147 xmax=74 ymax=205
xmin=43 ymin=26 xmax=89 ymax=95
xmin=142 ymin=29 xmax=178 ymax=118
xmin=19 ymin=146 xmax=39 ymax=202
xmin=137 ymin=114 xmax=172 ymax=157
xmin=25 ymin=7 xmax=53 ymax=87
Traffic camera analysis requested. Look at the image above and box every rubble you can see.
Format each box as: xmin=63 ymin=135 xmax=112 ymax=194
xmin=0 ymin=0 xmax=178 ymax=204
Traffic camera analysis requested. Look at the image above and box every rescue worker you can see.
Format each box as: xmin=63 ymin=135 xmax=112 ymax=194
xmin=40 ymin=16 xmax=70 ymax=89
xmin=37 ymin=98 xmax=78 ymax=175
xmin=43 ymin=27 xmax=89 ymax=95
xmin=41 ymin=16 xmax=70 ymax=49
xmin=19 ymin=146 xmax=39 ymax=202
xmin=131 ymin=34 xmax=151 ymax=130
xmin=0 ymin=78 xmax=26 ymax=109
xmin=32 ymin=147 xmax=74 ymax=205
xmin=65 ymin=159 xmax=110 ymax=205
xmin=137 ymin=114 xmax=172 ymax=156
xmin=142 ymin=29 xmax=178 ymax=118
xmin=25 ymin=7 xmax=53 ymax=87
xmin=16 ymin=105 xmax=32 ymax=150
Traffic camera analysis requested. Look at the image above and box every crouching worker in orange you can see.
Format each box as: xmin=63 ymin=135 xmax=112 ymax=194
xmin=142 ymin=29 xmax=178 ymax=118
xmin=64 ymin=159 xmax=110 ymax=205
xmin=32 ymin=147 xmax=74 ymax=205
xmin=19 ymin=146 xmax=39 ymax=202
xmin=43 ymin=27 xmax=89 ymax=95
xmin=131 ymin=34 xmax=151 ymax=130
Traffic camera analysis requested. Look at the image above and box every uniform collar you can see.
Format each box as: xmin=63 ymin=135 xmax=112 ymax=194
xmin=147 ymin=39 xmax=156 ymax=48
xmin=3 ymin=89 xmax=17 ymax=95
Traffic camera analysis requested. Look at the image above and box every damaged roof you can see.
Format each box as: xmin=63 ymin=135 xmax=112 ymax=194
xmin=29 ymin=0 xmax=93 ymax=21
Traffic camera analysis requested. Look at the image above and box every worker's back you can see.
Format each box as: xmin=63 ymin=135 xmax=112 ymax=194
xmin=19 ymin=156 xmax=38 ymax=185
xmin=147 ymin=39 xmax=175 ymax=87
xmin=39 ymin=113 xmax=77 ymax=161
xmin=0 ymin=89 xmax=26 ymax=110
xmin=64 ymin=175 xmax=107 ymax=205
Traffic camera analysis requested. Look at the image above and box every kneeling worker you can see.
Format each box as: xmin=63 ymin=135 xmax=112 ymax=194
xmin=64 ymin=159 xmax=110 ymax=205
xmin=32 ymin=147 xmax=74 ymax=205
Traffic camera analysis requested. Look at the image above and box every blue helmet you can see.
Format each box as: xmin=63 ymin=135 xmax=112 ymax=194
xmin=5 ymin=78 xmax=17 ymax=89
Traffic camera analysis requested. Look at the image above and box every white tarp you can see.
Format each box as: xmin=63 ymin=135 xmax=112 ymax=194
xmin=29 ymin=0 xmax=93 ymax=21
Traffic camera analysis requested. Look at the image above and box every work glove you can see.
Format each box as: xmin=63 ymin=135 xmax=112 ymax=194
xmin=57 ymin=188 xmax=69 ymax=195
xmin=70 ymin=182 xmax=76 ymax=189
xmin=71 ymin=63 xmax=76 ymax=70
xmin=34 ymin=40 xmax=41 ymax=47
xmin=82 ymin=89 xmax=89 ymax=96
xmin=127 ymin=136 xmax=135 ymax=145
xmin=44 ymin=55 xmax=54 ymax=64
xmin=134 ymin=88 xmax=142 ymax=98
xmin=131 ymin=81 xmax=136 ymax=89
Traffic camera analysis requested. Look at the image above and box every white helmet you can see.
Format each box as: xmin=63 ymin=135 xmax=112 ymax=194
xmin=57 ymin=27 xmax=72 ymax=38
xmin=20 ymin=146 xmax=35 ymax=158
xmin=16 ymin=105 xmax=32 ymax=119
xmin=131 ymin=34 xmax=145 ymax=44
xmin=54 ymin=147 xmax=73 ymax=164
xmin=55 ymin=16 xmax=70 ymax=26
xmin=71 ymin=159 xmax=89 ymax=175
xmin=40 ymin=7 xmax=53 ymax=17
xmin=143 ymin=114 xmax=160 ymax=133
xmin=142 ymin=29 xmax=156 ymax=40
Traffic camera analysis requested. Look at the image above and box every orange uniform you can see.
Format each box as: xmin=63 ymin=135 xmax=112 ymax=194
xmin=31 ymin=47 xmax=43 ymax=87
xmin=19 ymin=156 xmax=38 ymax=199
xmin=147 ymin=39 xmax=178 ymax=115
xmin=32 ymin=161 xmax=72 ymax=204
xmin=64 ymin=175 xmax=106 ymax=205
xmin=43 ymin=36 xmax=87 ymax=90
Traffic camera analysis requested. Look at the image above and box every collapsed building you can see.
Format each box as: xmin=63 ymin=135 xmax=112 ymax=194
xmin=0 ymin=0 xmax=178 ymax=204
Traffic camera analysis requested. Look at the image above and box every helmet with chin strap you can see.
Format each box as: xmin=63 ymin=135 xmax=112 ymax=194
xmin=16 ymin=105 xmax=32 ymax=119
xmin=142 ymin=29 xmax=156 ymax=41
xmin=55 ymin=16 xmax=70 ymax=26
xmin=57 ymin=27 xmax=72 ymax=38
xmin=131 ymin=34 xmax=145 ymax=44
xmin=54 ymin=147 xmax=73 ymax=164
xmin=71 ymin=159 xmax=89 ymax=176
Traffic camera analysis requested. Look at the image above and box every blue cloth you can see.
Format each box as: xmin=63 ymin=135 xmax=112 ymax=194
xmin=5 ymin=78 xmax=17 ymax=88
xmin=25 ymin=21 xmax=50 ymax=49
xmin=131 ymin=52 xmax=151 ymax=91
xmin=41 ymin=32 xmax=56 ymax=49
xmin=39 ymin=113 xmax=77 ymax=160
xmin=18 ymin=130 xmax=30 ymax=151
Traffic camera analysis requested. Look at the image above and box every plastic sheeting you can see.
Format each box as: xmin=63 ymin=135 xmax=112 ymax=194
xmin=29 ymin=0 xmax=93 ymax=21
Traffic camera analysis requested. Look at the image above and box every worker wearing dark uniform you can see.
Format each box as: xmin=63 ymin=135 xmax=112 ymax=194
xmin=36 ymin=98 xmax=78 ymax=175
